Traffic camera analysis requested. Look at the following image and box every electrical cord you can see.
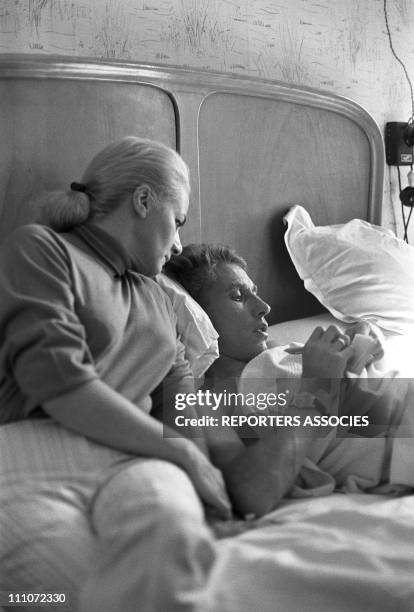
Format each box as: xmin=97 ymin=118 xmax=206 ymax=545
xmin=404 ymin=205 xmax=413 ymax=243
xmin=397 ymin=165 xmax=413 ymax=242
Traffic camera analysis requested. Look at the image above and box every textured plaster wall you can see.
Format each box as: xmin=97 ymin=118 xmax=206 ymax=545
xmin=1 ymin=0 xmax=414 ymax=238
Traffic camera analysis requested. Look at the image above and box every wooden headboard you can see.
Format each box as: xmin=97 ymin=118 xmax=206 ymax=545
xmin=0 ymin=54 xmax=384 ymax=324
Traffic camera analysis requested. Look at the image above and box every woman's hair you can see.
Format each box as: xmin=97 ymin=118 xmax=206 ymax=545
xmin=164 ymin=243 xmax=247 ymax=302
xmin=36 ymin=137 xmax=190 ymax=231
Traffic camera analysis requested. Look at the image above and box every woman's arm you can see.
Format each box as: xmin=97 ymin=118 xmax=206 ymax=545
xmin=43 ymin=378 xmax=189 ymax=458
xmin=43 ymin=379 xmax=231 ymax=517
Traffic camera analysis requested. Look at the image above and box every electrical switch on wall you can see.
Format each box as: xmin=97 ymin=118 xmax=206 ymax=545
xmin=385 ymin=120 xmax=414 ymax=241
xmin=385 ymin=122 xmax=414 ymax=166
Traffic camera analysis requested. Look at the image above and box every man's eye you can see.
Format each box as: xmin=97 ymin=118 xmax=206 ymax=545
xmin=231 ymin=293 xmax=243 ymax=302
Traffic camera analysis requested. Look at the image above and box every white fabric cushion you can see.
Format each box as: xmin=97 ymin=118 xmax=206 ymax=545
xmin=156 ymin=274 xmax=219 ymax=377
xmin=284 ymin=205 xmax=414 ymax=334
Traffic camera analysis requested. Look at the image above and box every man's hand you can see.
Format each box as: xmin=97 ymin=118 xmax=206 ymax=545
xmin=302 ymin=325 xmax=353 ymax=381
xmin=345 ymin=321 xmax=385 ymax=366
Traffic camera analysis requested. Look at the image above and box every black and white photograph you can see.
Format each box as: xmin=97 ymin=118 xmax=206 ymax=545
xmin=1 ymin=1 xmax=414 ymax=611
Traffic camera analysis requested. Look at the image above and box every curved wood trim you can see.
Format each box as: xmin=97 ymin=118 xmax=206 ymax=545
xmin=0 ymin=54 xmax=384 ymax=224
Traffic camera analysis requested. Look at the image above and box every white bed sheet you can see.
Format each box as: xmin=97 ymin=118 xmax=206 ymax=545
xmin=1 ymin=422 xmax=413 ymax=611
xmin=207 ymin=493 xmax=414 ymax=612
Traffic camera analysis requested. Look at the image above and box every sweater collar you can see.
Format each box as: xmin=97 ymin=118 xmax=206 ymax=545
xmin=72 ymin=222 xmax=133 ymax=277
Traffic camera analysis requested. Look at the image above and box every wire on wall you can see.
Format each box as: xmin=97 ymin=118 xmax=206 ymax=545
xmin=384 ymin=0 xmax=414 ymax=243
xmin=397 ymin=165 xmax=414 ymax=242
xmin=383 ymin=0 xmax=414 ymax=123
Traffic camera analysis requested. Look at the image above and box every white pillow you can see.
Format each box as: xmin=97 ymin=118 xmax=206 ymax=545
xmin=284 ymin=205 xmax=414 ymax=335
xmin=156 ymin=273 xmax=219 ymax=377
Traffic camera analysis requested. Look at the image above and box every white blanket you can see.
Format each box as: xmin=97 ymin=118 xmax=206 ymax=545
xmin=238 ymin=345 xmax=414 ymax=494
xmin=1 ymin=419 xmax=413 ymax=611
xmin=206 ymin=493 xmax=414 ymax=612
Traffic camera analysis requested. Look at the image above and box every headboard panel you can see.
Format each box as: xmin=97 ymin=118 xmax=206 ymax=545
xmin=0 ymin=77 xmax=176 ymax=239
xmin=0 ymin=55 xmax=384 ymax=324
xmin=198 ymin=92 xmax=373 ymax=321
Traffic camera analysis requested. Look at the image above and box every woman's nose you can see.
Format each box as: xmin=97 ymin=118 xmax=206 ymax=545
xmin=171 ymin=233 xmax=183 ymax=256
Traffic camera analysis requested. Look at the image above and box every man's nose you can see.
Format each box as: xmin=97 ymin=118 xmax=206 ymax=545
xmin=253 ymin=294 xmax=271 ymax=318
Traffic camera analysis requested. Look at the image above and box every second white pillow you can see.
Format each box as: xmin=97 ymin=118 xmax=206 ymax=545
xmin=284 ymin=205 xmax=414 ymax=335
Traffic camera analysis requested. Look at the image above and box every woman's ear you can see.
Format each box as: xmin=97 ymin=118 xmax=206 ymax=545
xmin=132 ymin=184 xmax=155 ymax=218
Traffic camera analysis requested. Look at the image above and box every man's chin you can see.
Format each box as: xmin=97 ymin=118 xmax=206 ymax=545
xmin=259 ymin=340 xmax=268 ymax=352
xmin=248 ymin=342 xmax=267 ymax=360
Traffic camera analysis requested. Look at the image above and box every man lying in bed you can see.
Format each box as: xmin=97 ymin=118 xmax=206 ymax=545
xmin=163 ymin=244 xmax=414 ymax=519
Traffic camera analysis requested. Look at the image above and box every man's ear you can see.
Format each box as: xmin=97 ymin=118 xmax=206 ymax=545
xmin=132 ymin=184 xmax=155 ymax=218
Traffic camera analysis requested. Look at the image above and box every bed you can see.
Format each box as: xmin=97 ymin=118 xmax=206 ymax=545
xmin=1 ymin=54 xmax=414 ymax=612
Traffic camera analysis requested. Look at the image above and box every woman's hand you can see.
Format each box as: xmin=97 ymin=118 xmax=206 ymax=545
xmin=43 ymin=379 xmax=231 ymax=517
xmin=179 ymin=441 xmax=232 ymax=519
xmin=302 ymin=325 xmax=353 ymax=381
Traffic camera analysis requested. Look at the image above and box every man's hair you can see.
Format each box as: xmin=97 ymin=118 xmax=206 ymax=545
xmin=164 ymin=243 xmax=247 ymax=301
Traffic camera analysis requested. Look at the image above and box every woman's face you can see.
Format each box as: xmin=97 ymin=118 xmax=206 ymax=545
xmin=200 ymin=263 xmax=270 ymax=362
xmin=134 ymin=185 xmax=189 ymax=276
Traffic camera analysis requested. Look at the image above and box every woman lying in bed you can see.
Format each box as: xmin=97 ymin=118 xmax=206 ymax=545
xmin=164 ymin=244 xmax=414 ymax=518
